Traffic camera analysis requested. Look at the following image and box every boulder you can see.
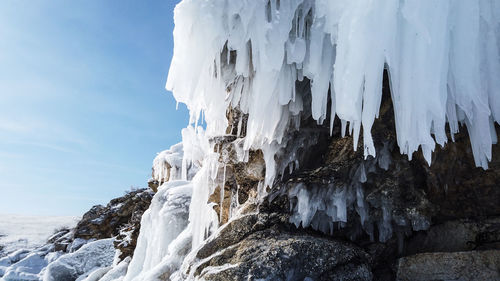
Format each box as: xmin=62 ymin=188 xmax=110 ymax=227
xmin=186 ymin=211 xmax=372 ymax=281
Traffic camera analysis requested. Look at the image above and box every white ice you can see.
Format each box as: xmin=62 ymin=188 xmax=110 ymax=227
xmin=123 ymin=181 xmax=192 ymax=281
xmin=167 ymin=0 xmax=500 ymax=173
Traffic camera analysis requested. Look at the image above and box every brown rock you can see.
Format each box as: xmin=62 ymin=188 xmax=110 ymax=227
xmin=74 ymin=188 xmax=153 ymax=260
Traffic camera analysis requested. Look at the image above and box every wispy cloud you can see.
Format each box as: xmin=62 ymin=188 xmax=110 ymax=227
xmin=0 ymin=117 xmax=90 ymax=149
xmin=0 ymin=0 xmax=182 ymax=216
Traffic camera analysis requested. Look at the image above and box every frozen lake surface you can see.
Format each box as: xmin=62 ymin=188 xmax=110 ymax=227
xmin=0 ymin=214 xmax=80 ymax=255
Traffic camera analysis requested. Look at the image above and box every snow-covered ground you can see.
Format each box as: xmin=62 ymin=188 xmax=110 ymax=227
xmin=0 ymin=214 xmax=80 ymax=255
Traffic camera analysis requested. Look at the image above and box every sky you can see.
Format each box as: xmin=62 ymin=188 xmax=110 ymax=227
xmin=0 ymin=0 xmax=188 ymax=216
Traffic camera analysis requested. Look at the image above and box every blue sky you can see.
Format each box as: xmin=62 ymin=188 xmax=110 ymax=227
xmin=0 ymin=0 xmax=187 ymax=216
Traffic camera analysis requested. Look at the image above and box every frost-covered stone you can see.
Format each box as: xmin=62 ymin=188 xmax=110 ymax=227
xmin=151 ymin=143 xmax=184 ymax=191
xmin=2 ymin=252 xmax=48 ymax=281
xmin=81 ymin=257 xmax=131 ymax=281
xmin=42 ymin=238 xmax=115 ymax=281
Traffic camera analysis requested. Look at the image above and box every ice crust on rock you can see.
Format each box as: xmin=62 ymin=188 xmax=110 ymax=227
xmin=1 ymin=251 xmax=49 ymax=281
xmin=152 ymin=144 xmax=182 ymax=183
xmin=152 ymin=143 xmax=185 ymax=184
xmin=123 ymin=181 xmax=193 ymax=281
xmin=42 ymin=238 xmax=115 ymax=281
xmin=81 ymin=257 xmax=131 ymax=281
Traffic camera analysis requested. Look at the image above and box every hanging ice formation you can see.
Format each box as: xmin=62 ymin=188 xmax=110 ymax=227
xmin=167 ymin=0 xmax=500 ymax=170
xmin=124 ymin=0 xmax=500 ymax=279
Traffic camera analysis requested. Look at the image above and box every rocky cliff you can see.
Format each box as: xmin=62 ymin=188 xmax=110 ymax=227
xmin=117 ymin=77 xmax=500 ymax=281
xmin=180 ymin=76 xmax=500 ymax=280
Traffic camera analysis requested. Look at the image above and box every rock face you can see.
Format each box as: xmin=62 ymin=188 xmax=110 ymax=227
xmin=397 ymin=250 xmax=500 ymax=281
xmin=74 ymin=189 xmax=153 ymax=260
xmin=201 ymin=231 xmax=372 ymax=281
xmin=187 ymin=73 xmax=500 ymax=280
xmin=21 ymin=77 xmax=493 ymax=280
xmin=187 ymin=209 xmax=372 ymax=281
xmin=74 ymin=189 xmax=152 ymax=240
xmin=405 ymin=218 xmax=500 ymax=255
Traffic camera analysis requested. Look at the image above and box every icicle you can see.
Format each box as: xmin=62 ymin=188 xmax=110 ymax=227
xmin=166 ymin=0 xmax=499 ymax=175
xmin=341 ymin=120 xmax=347 ymax=138
xmin=256 ymin=181 xmax=267 ymax=202
xmin=219 ymin=164 xmax=226 ymax=223
xmin=229 ymin=185 xmax=240 ymax=220
xmin=358 ymin=163 xmax=367 ymax=183
xmin=236 ymin=115 xmax=243 ymax=137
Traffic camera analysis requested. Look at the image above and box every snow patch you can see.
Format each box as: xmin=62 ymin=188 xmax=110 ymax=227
xmin=42 ymin=238 xmax=115 ymax=281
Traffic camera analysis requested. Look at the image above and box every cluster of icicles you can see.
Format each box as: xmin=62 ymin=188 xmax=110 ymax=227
xmin=122 ymin=0 xmax=500 ymax=280
xmin=167 ymin=0 xmax=500 ymax=170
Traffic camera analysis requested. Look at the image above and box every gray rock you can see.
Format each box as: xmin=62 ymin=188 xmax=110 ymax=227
xmin=195 ymin=229 xmax=372 ymax=281
xmin=396 ymin=250 xmax=500 ymax=281
xmin=406 ymin=218 xmax=500 ymax=255
xmin=187 ymin=75 xmax=500 ymax=281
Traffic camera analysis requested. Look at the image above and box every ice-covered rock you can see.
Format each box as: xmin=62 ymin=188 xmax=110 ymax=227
xmin=0 ymin=189 xmax=154 ymax=281
xmin=81 ymin=257 xmax=131 ymax=281
xmin=0 ymin=244 xmax=63 ymax=281
xmin=42 ymin=238 xmax=115 ymax=281
xmin=150 ymin=143 xmax=185 ymax=192
xmin=123 ymin=181 xmax=192 ymax=281
xmin=2 ymin=251 xmax=47 ymax=281
xmin=0 ymin=249 xmax=31 ymax=275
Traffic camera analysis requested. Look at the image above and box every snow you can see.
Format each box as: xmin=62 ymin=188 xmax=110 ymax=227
xmin=2 ymin=251 xmax=47 ymax=281
xmin=97 ymin=257 xmax=130 ymax=281
xmin=152 ymin=143 xmax=184 ymax=184
xmin=81 ymin=257 xmax=131 ymax=281
xmin=0 ymin=214 xmax=79 ymax=256
xmin=42 ymin=238 xmax=115 ymax=281
xmin=69 ymin=238 xmax=93 ymax=253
